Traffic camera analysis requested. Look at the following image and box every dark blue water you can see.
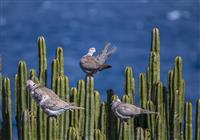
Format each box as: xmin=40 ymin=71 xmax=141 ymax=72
xmin=0 ymin=0 xmax=199 ymax=139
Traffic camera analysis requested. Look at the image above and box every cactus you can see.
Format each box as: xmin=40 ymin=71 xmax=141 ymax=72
xmin=184 ymin=102 xmax=192 ymax=140
xmin=64 ymin=76 xmax=70 ymax=138
xmin=0 ymin=28 xmax=199 ymax=140
xmin=147 ymin=28 xmax=160 ymax=102
xmin=124 ymin=66 xmax=134 ymax=102
xmin=70 ymin=87 xmax=79 ymax=129
xmin=136 ymin=127 xmax=144 ymax=140
xmin=28 ymin=69 xmax=38 ymax=140
xmin=107 ymin=90 xmax=118 ymax=140
xmin=100 ymin=102 xmax=107 ymax=135
xmin=57 ymin=76 xmax=65 ymax=139
xmin=2 ymin=78 xmax=12 ymax=140
xmin=66 ymin=127 xmax=80 ymax=140
xmin=77 ymin=80 xmax=86 ymax=136
xmin=171 ymin=56 xmax=185 ymax=140
xmin=138 ymin=73 xmax=147 ymax=128
xmin=84 ymin=76 xmax=95 ymax=140
xmin=155 ymin=82 xmax=165 ymax=140
xmin=38 ymin=36 xmax=48 ymax=140
xmin=0 ymin=69 xmax=2 ymax=139
xmin=196 ymin=99 xmax=200 ymax=140
xmin=22 ymin=110 xmax=30 ymax=140
xmin=123 ymin=67 xmax=135 ymax=140
xmin=118 ymin=122 xmax=128 ymax=140
xmin=94 ymin=129 xmax=106 ymax=140
xmin=94 ymin=91 xmax=100 ymax=130
xmin=15 ymin=61 xmax=28 ymax=139
xmin=147 ymin=100 xmax=156 ymax=139
xmin=38 ymin=36 xmax=47 ymax=85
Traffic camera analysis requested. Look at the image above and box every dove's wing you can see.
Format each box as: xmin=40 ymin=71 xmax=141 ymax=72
xmin=96 ymin=43 xmax=117 ymax=64
xmin=35 ymin=86 xmax=59 ymax=98
xmin=43 ymin=98 xmax=69 ymax=111
xmin=80 ymin=56 xmax=100 ymax=70
xmin=117 ymin=103 xmax=141 ymax=116
xmin=96 ymin=43 xmax=110 ymax=61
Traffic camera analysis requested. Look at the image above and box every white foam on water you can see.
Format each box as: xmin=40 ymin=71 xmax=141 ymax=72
xmin=167 ymin=10 xmax=181 ymax=21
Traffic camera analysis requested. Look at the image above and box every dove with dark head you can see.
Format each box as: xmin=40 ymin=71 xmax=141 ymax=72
xmin=26 ymin=80 xmax=84 ymax=117
xmin=80 ymin=43 xmax=117 ymax=75
xmin=111 ymin=98 xmax=157 ymax=121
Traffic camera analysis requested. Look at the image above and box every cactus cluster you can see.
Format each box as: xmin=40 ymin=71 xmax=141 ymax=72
xmin=0 ymin=28 xmax=200 ymax=140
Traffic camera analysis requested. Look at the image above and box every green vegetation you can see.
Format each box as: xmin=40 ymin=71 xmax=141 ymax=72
xmin=0 ymin=28 xmax=199 ymax=140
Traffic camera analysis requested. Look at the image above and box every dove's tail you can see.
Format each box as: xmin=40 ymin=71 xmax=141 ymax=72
xmin=70 ymin=106 xmax=85 ymax=110
xmin=141 ymin=109 xmax=158 ymax=115
xmin=96 ymin=43 xmax=117 ymax=64
xmin=99 ymin=64 xmax=112 ymax=71
xmin=68 ymin=103 xmax=85 ymax=110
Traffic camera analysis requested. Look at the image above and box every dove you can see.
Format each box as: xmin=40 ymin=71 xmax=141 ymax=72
xmin=111 ymin=98 xmax=157 ymax=120
xmin=80 ymin=43 xmax=117 ymax=75
xmin=26 ymin=80 xmax=84 ymax=117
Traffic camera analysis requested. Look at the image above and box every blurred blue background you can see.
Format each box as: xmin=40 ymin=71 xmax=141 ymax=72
xmin=0 ymin=0 xmax=199 ymax=139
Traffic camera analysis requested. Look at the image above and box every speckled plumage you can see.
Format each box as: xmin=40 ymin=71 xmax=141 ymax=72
xmin=111 ymin=99 xmax=157 ymax=120
xmin=26 ymin=80 xmax=84 ymax=117
xmin=80 ymin=43 xmax=117 ymax=75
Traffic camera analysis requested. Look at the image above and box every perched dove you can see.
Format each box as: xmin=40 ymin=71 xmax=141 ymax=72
xmin=111 ymin=98 xmax=157 ymax=120
xmin=26 ymin=80 xmax=84 ymax=117
xmin=80 ymin=43 xmax=117 ymax=75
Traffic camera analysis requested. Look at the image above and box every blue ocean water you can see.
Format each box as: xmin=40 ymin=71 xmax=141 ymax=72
xmin=0 ymin=0 xmax=199 ymax=139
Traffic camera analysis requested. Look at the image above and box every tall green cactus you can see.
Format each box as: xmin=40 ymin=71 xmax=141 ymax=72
xmin=124 ymin=66 xmax=134 ymax=102
xmin=28 ymin=69 xmax=38 ymax=140
xmin=2 ymin=78 xmax=12 ymax=140
xmin=84 ymin=76 xmax=95 ymax=140
xmin=22 ymin=110 xmax=30 ymax=140
xmin=196 ymin=99 xmax=200 ymax=140
xmin=70 ymin=87 xmax=79 ymax=129
xmin=184 ymin=102 xmax=192 ymax=140
xmin=136 ymin=127 xmax=144 ymax=140
xmin=77 ymin=80 xmax=86 ymax=136
xmin=147 ymin=100 xmax=156 ymax=139
xmin=94 ymin=90 xmax=100 ymax=130
xmin=107 ymin=90 xmax=118 ymax=140
xmin=118 ymin=122 xmax=128 ymax=140
xmin=38 ymin=36 xmax=47 ymax=85
xmin=100 ymin=102 xmax=107 ymax=136
xmin=155 ymin=82 xmax=165 ymax=140
xmin=172 ymin=56 xmax=185 ymax=140
xmin=94 ymin=129 xmax=106 ymax=140
xmin=147 ymin=28 xmax=160 ymax=102
xmin=15 ymin=61 xmax=28 ymax=139
xmin=64 ymin=76 xmax=70 ymax=138
xmin=57 ymin=76 xmax=65 ymax=139
xmin=38 ymin=36 xmax=48 ymax=140
xmin=123 ymin=66 xmax=135 ymax=140
xmin=0 ymin=70 xmax=2 ymax=139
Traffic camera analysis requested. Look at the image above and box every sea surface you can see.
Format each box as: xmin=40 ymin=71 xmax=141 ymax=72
xmin=0 ymin=0 xmax=199 ymax=139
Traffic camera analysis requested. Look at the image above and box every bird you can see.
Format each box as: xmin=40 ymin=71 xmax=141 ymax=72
xmin=26 ymin=80 xmax=84 ymax=117
xmin=80 ymin=43 xmax=117 ymax=75
xmin=111 ymin=98 xmax=157 ymax=121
